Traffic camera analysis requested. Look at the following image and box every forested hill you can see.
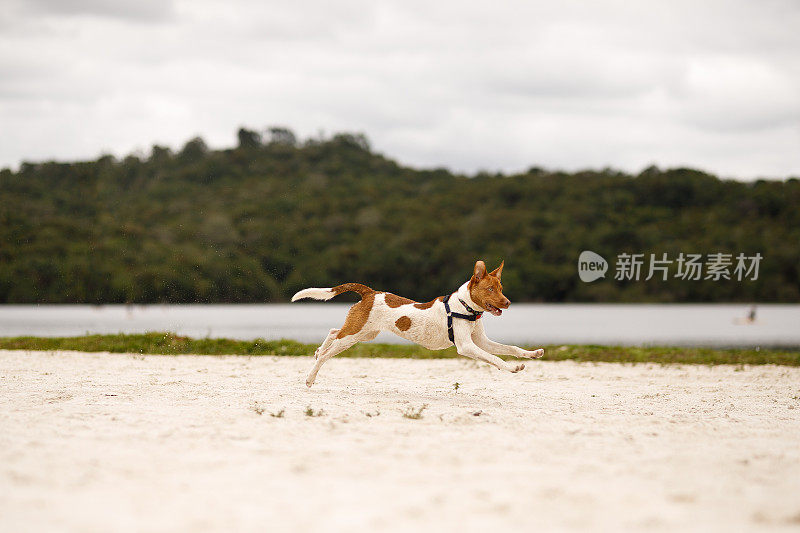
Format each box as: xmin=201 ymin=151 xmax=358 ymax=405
xmin=1 ymin=128 xmax=798 ymax=303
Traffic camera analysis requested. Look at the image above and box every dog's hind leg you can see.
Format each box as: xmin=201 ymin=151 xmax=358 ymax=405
xmin=307 ymin=292 xmax=378 ymax=387
xmin=306 ymin=333 xmax=370 ymax=387
xmin=314 ymin=328 xmax=340 ymax=359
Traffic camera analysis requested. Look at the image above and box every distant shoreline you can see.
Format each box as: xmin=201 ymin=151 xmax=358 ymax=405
xmin=1 ymin=332 xmax=798 ymax=366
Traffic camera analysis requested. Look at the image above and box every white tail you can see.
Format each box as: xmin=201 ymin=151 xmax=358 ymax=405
xmin=291 ymin=287 xmax=336 ymax=302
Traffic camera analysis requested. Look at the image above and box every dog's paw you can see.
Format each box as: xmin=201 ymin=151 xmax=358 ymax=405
xmin=528 ymin=348 xmax=544 ymax=359
xmin=518 ymin=348 xmax=544 ymax=359
xmin=306 ymin=377 xmax=315 ymax=388
xmin=509 ymin=363 xmax=525 ymax=373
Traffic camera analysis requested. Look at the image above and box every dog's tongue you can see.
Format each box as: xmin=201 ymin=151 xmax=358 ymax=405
xmin=488 ymin=307 xmax=502 ymax=316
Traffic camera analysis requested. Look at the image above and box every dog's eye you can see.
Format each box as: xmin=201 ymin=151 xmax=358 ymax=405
xmin=488 ymin=288 xmax=494 ymax=292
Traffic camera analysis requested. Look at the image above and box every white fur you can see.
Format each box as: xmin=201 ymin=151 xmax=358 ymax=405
xmin=297 ymin=280 xmax=545 ymax=387
xmin=291 ymin=288 xmax=335 ymax=302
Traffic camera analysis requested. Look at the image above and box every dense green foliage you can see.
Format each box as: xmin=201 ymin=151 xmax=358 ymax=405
xmin=1 ymin=332 xmax=797 ymax=366
xmin=1 ymin=128 xmax=798 ymax=303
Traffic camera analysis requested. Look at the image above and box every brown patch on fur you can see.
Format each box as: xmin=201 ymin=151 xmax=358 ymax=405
xmin=386 ymin=292 xmax=445 ymax=309
xmin=332 ymin=283 xmax=373 ymax=297
xmin=336 ymin=290 xmax=376 ymax=338
xmin=384 ymin=292 xmax=414 ymax=308
xmin=413 ymin=296 xmax=443 ymax=309
xmin=395 ymin=316 xmax=412 ymax=331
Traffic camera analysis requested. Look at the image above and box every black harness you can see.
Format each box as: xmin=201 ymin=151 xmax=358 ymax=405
xmin=442 ymin=294 xmax=483 ymax=344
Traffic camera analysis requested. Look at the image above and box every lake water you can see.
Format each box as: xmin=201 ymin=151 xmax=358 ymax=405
xmin=1 ymin=304 xmax=798 ymax=348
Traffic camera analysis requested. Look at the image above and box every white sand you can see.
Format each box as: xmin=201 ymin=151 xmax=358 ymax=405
xmin=1 ymin=350 xmax=799 ymax=532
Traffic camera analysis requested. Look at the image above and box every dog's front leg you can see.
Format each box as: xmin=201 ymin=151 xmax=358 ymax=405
xmin=471 ymin=321 xmax=544 ymax=359
xmin=455 ymin=339 xmax=525 ymax=373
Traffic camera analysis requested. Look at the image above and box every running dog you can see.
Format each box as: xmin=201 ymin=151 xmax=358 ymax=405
xmin=292 ymin=260 xmax=544 ymax=387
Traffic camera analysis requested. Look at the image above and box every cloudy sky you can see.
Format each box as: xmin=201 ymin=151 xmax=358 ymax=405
xmin=1 ymin=0 xmax=798 ymax=179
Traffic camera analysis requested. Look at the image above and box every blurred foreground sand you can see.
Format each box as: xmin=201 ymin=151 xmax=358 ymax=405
xmin=1 ymin=350 xmax=799 ymax=532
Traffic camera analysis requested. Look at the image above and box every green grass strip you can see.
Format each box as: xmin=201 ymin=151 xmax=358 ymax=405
xmin=0 ymin=332 xmax=798 ymax=366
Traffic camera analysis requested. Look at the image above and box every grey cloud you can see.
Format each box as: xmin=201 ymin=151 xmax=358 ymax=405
xmin=21 ymin=0 xmax=175 ymax=22
xmin=0 ymin=0 xmax=798 ymax=179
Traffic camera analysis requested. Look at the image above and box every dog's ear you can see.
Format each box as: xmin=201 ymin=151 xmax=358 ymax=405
xmin=490 ymin=260 xmax=504 ymax=280
xmin=472 ymin=260 xmax=487 ymax=282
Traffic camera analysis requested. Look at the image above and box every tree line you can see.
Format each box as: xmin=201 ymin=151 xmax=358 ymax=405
xmin=1 ymin=127 xmax=798 ymax=303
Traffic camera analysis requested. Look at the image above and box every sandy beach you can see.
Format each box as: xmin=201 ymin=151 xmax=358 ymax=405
xmin=1 ymin=350 xmax=799 ymax=532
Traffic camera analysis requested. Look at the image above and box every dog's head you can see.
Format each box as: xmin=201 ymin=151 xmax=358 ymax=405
xmin=468 ymin=260 xmax=510 ymax=316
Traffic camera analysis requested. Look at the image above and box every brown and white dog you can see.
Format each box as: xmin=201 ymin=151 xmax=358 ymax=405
xmin=292 ymin=260 xmax=544 ymax=387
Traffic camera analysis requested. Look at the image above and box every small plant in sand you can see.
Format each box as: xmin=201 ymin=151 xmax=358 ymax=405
xmin=251 ymin=402 xmax=265 ymax=416
xmin=270 ymin=409 xmax=285 ymax=418
xmin=453 ymin=382 xmax=460 ymax=392
xmin=305 ymin=406 xmax=324 ymax=417
xmin=402 ymin=404 xmax=427 ymax=420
